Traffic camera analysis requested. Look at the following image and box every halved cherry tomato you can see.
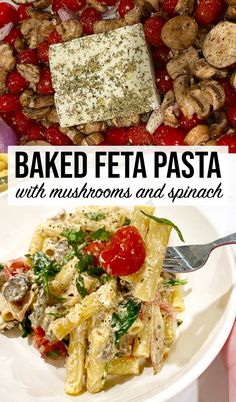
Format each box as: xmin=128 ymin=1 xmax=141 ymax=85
xmin=3 ymin=259 xmax=31 ymax=281
xmin=84 ymin=240 xmax=107 ymax=265
xmin=0 ymin=3 xmax=18 ymax=28
xmin=100 ymin=226 xmax=146 ymax=276
xmin=33 ymin=327 xmax=67 ymax=359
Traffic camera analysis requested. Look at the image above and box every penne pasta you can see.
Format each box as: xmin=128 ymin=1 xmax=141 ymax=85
xmin=108 ymin=357 xmax=140 ymax=376
xmin=133 ymin=304 xmax=152 ymax=358
xmin=0 ymin=293 xmax=14 ymax=321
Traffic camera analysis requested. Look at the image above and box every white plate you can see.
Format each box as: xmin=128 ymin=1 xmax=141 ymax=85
xmin=0 ymin=196 xmax=235 ymax=402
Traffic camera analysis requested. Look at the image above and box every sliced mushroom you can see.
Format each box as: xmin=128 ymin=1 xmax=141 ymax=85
xmin=60 ymin=127 xmax=84 ymax=144
xmin=112 ymin=114 xmax=141 ymax=127
xmin=203 ymin=21 xmax=236 ymax=68
xmin=81 ymin=132 xmax=105 ymax=145
xmin=187 ymin=86 xmax=211 ymax=118
xmin=27 ymin=7 xmax=53 ymax=20
xmin=0 ymin=44 xmax=16 ymax=72
xmin=175 ymin=0 xmax=195 ymax=15
xmin=226 ymin=5 xmax=236 ymax=19
xmin=47 ymin=107 xmax=59 ymax=124
xmin=124 ymin=5 xmax=143 ymax=25
xmin=166 ymin=46 xmax=199 ymax=79
xmin=56 ymin=20 xmax=83 ymax=42
xmin=162 ymin=90 xmax=179 ymax=127
xmin=193 ymin=59 xmax=218 ymax=80
xmin=23 ymin=106 xmax=51 ymax=119
xmin=88 ymin=0 xmax=107 ymax=11
xmin=161 ymin=16 xmax=198 ymax=50
xmin=184 ymin=125 xmax=210 ymax=145
xmin=83 ymin=121 xmax=106 ymax=134
xmin=31 ymin=0 xmax=52 ymax=9
xmin=200 ymin=80 xmax=225 ymax=111
xmin=25 ymin=140 xmax=52 ymax=145
xmin=93 ymin=19 xmax=126 ymax=34
xmin=209 ymin=111 xmax=228 ymax=138
xmin=146 ymin=107 xmax=163 ymax=134
xmin=230 ymin=71 xmax=236 ymax=90
xmin=3 ymin=275 xmax=31 ymax=303
xmin=0 ymin=317 xmax=18 ymax=333
xmin=225 ymin=0 xmax=236 ymax=5
xmin=19 ymin=89 xmax=35 ymax=107
xmin=17 ymin=64 xmax=40 ymax=91
xmin=204 ymin=139 xmax=217 ymax=145
xmin=28 ymin=95 xmax=54 ymax=109
xmin=21 ymin=18 xmax=54 ymax=48
xmin=0 ymin=67 xmax=7 ymax=95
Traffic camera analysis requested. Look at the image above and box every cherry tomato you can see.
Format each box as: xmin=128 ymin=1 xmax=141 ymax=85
xmin=52 ymin=0 xmax=63 ymax=12
xmin=48 ymin=30 xmax=62 ymax=45
xmin=6 ymin=70 xmax=28 ymax=94
xmin=153 ymin=125 xmax=185 ymax=145
xmin=195 ymin=0 xmax=225 ymax=25
xmin=62 ymin=0 xmax=86 ymax=11
xmin=144 ymin=16 xmax=165 ymax=47
xmin=80 ymin=7 xmax=102 ymax=35
xmin=45 ymin=125 xmax=73 ymax=145
xmin=37 ymin=41 xmax=50 ymax=63
xmin=100 ymin=226 xmax=146 ymax=276
xmin=179 ymin=111 xmax=203 ymax=132
xmin=17 ymin=49 xmax=39 ymax=65
xmin=217 ymin=133 xmax=236 ymax=153
xmin=33 ymin=327 xmax=67 ymax=359
xmin=12 ymin=110 xmax=34 ymax=136
xmin=118 ymin=0 xmax=134 ymax=17
xmin=37 ymin=68 xmax=54 ymax=95
xmin=3 ymin=27 xmax=22 ymax=46
xmin=0 ymin=3 xmax=18 ymax=28
xmin=152 ymin=45 xmax=171 ymax=68
xmin=155 ymin=68 xmax=173 ymax=94
xmin=84 ymin=241 xmax=107 ymax=265
xmin=227 ymin=105 xmax=236 ymax=128
xmin=28 ymin=123 xmax=46 ymax=141
xmin=219 ymin=78 xmax=236 ymax=108
xmin=162 ymin=0 xmax=178 ymax=17
xmin=17 ymin=4 xmax=30 ymax=22
xmin=97 ymin=0 xmax=117 ymax=6
xmin=127 ymin=124 xmax=152 ymax=145
xmin=105 ymin=127 xmax=128 ymax=145
xmin=0 ymin=93 xmax=21 ymax=113
xmin=3 ymin=259 xmax=31 ymax=281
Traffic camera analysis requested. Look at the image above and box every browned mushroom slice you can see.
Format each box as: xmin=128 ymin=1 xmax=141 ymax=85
xmin=31 ymin=0 xmax=52 ymax=9
xmin=0 ymin=67 xmax=7 ymax=95
xmin=60 ymin=128 xmax=84 ymax=144
xmin=112 ymin=114 xmax=141 ymax=127
xmin=21 ymin=18 xmax=54 ymax=48
xmin=230 ymin=71 xmax=236 ymax=90
xmin=209 ymin=111 xmax=228 ymax=138
xmin=203 ymin=22 xmax=236 ymax=68
xmin=166 ymin=46 xmax=199 ymax=79
xmin=175 ymin=0 xmax=195 ymax=15
xmin=19 ymin=89 xmax=35 ymax=107
xmin=184 ymin=125 xmax=210 ymax=145
xmin=23 ymin=106 xmax=51 ymax=119
xmin=56 ymin=21 xmax=83 ymax=42
xmin=3 ymin=275 xmax=31 ymax=303
xmin=200 ymin=80 xmax=225 ymax=111
xmin=28 ymin=95 xmax=54 ymax=109
xmin=187 ymin=88 xmax=211 ymax=119
xmin=27 ymin=7 xmax=54 ymax=20
xmin=25 ymin=140 xmax=52 ymax=145
xmin=0 ymin=44 xmax=16 ymax=72
xmin=226 ymin=5 xmax=236 ymax=19
xmin=162 ymin=90 xmax=179 ymax=127
xmin=161 ymin=16 xmax=198 ymax=50
xmin=47 ymin=107 xmax=59 ymax=124
xmin=193 ymin=59 xmax=218 ymax=80
xmin=88 ymin=0 xmax=107 ymax=11
xmin=93 ymin=19 xmax=127 ymax=34
xmin=124 ymin=5 xmax=143 ymax=25
xmin=225 ymin=0 xmax=236 ymax=5
xmin=17 ymin=64 xmax=40 ymax=91
xmin=81 ymin=132 xmax=105 ymax=145
xmin=83 ymin=121 xmax=106 ymax=134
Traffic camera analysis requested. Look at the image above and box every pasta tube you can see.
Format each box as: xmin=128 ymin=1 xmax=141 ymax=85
xmin=133 ymin=304 xmax=152 ymax=358
xmin=64 ymin=323 xmax=87 ymax=395
xmin=108 ymin=357 xmax=139 ymax=375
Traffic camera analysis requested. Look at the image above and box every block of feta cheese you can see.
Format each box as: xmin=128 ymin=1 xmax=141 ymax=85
xmin=49 ymin=24 xmax=159 ymax=127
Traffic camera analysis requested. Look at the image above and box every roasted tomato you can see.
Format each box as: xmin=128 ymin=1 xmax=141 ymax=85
xmin=100 ymin=226 xmax=146 ymax=276
xmin=84 ymin=240 xmax=107 ymax=265
xmin=3 ymin=259 xmax=31 ymax=281
xmin=33 ymin=327 xmax=67 ymax=359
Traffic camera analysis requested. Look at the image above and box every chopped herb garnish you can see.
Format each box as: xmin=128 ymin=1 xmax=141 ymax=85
xmin=47 ymin=350 xmax=60 ymax=358
xmin=177 ymin=319 xmax=183 ymax=326
xmin=61 ymin=229 xmax=85 ymax=248
xmin=21 ymin=315 xmax=32 ymax=338
xmin=111 ymin=299 xmax=141 ymax=343
xmin=123 ymin=217 xmax=131 ymax=226
xmin=46 ymin=311 xmax=68 ymax=319
xmin=32 ymin=252 xmax=62 ymax=301
xmin=76 ymin=253 xmax=93 ymax=272
xmin=84 ymin=212 xmax=106 ymax=221
xmin=162 ymin=279 xmax=187 ymax=287
xmin=89 ymin=227 xmax=110 ymax=242
xmin=61 ymin=250 xmax=76 ymax=265
xmin=141 ymin=211 xmax=185 ymax=242
xmin=0 ymin=263 xmax=4 ymax=271
xmin=76 ymin=275 xmax=88 ymax=298
xmin=102 ymin=273 xmax=112 ymax=283
xmin=87 ymin=266 xmax=105 ymax=277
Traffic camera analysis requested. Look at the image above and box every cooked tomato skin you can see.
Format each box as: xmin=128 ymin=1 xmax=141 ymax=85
xmin=100 ymin=226 xmax=146 ymax=276
xmin=33 ymin=327 xmax=67 ymax=359
xmin=3 ymin=259 xmax=31 ymax=281
xmin=84 ymin=241 xmax=107 ymax=265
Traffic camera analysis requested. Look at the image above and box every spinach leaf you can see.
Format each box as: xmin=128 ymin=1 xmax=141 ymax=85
xmin=87 ymin=266 xmax=105 ymax=277
xmin=89 ymin=227 xmax=110 ymax=242
xmin=141 ymin=211 xmax=185 ymax=242
xmin=84 ymin=212 xmax=106 ymax=221
xmin=162 ymin=279 xmax=187 ymax=287
xmin=111 ymin=300 xmax=141 ymax=343
xmin=76 ymin=253 xmax=93 ymax=272
xmin=21 ymin=315 xmax=32 ymax=338
xmin=32 ymin=252 xmax=62 ymax=300
xmin=122 ymin=217 xmax=131 ymax=226
xmin=0 ymin=263 xmax=4 ymax=271
xmin=61 ymin=229 xmax=85 ymax=248
xmin=76 ymin=275 xmax=88 ymax=298
xmin=102 ymin=273 xmax=112 ymax=283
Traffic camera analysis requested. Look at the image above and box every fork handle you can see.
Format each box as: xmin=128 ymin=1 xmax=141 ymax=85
xmin=211 ymin=233 xmax=236 ymax=249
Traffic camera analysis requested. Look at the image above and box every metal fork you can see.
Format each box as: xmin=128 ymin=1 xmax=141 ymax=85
xmin=163 ymin=233 xmax=236 ymax=273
